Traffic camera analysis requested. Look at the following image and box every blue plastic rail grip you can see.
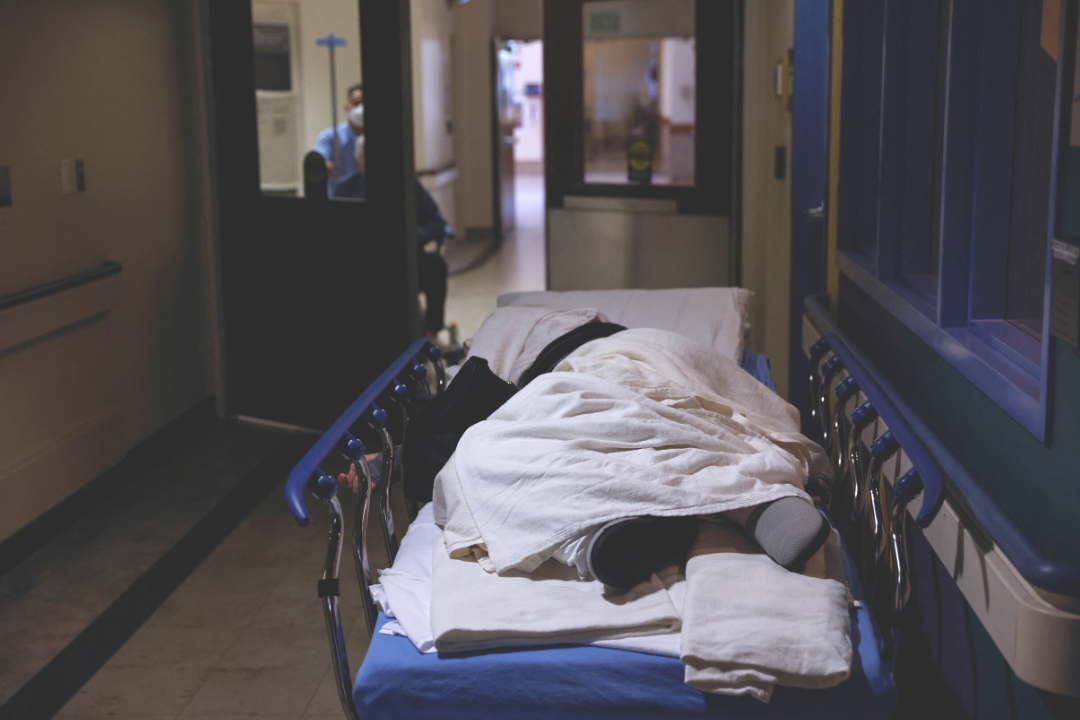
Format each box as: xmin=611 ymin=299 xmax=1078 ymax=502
xmin=823 ymin=332 xmax=945 ymax=528
xmin=806 ymin=294 xmax=1080 ymax=597
xmin=285 ymin=337 xmax=432 ymax=527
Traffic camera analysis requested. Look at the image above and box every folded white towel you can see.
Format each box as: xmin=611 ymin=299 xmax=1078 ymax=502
xmin=375 ymin=504 xmax=686 ymax=658
xmin=430 ymin=534 xmax=682 ymax=654
xmin=680 ymin=522 xmax=852 ymax=702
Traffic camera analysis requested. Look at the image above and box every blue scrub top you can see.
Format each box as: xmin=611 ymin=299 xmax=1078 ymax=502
xmin=313 ymin=122 xmax=359 ymax=194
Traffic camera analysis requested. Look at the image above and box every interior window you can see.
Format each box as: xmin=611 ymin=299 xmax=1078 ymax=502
xmin=1002 ymin=0 xmax=1057 ymax=342
xmin=581 ymin=0 xmax=696 ymax=187
xmin=251 ymin=1 xmax=363 ymax=200
xmin=896 ymin=0 xmax=948 ymax=303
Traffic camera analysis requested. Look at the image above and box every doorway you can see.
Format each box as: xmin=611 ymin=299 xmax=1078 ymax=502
xmin=207 ymin=0 xmax=418 ymax=428
xmin=443 ymin=39 xmax=547 ymax=343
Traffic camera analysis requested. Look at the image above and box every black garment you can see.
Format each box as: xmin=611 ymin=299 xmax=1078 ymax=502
xmin=334 ymin=172 xmax=451 ymax=246
xmin=335 ymin=171 xmax=451 ymax=332
xmin=402 ymin=357 xmax=517 ymax=503
xmin=589 ymin=516 xmax=700 ymax=590
xmin=418 ymin=252 xmax=448 ymax=333
xmin=518 ymin=322 xmax=627 ymax=386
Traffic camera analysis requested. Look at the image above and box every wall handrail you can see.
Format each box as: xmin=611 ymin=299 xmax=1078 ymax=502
xmin=0 ymin=262 xmax=122 ymax=313
xmin=806 ymin=293 xmax=1080 ymax=598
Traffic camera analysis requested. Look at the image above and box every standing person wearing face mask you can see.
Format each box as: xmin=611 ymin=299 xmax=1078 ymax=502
xmin=312 ymin=83 xmax=364 ymax=195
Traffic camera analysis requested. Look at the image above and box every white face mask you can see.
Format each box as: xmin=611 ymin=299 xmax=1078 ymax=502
xmin=348 ymin=103 xmax=364 ymax=130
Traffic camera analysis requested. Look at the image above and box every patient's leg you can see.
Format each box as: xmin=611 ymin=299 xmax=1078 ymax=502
xmin=721 ymin=497 xmax=830 ymax=571
xmin=587 ymin=515 xmax=699 ymax=591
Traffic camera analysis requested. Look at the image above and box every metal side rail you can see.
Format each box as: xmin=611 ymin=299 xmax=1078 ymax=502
xmin=284 ymin=337 xmax=445 ymax=720
xmin=804 ymin=293 xmax=1080 ymax=697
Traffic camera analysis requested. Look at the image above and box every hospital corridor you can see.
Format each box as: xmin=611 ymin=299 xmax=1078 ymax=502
xmin=2 ymin=1 xmax=1080 ymax=719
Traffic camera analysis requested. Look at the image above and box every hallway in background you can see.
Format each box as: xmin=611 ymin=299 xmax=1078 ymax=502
xmin=444 ymin=166 xmax=547 ymax=343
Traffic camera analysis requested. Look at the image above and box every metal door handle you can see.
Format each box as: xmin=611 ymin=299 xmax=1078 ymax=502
xmin=805 ymin=204 xmax=825 ymax=220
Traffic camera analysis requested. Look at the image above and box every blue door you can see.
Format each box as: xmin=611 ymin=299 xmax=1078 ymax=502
xmin=789 ymin=0 xmax=832 ymax=430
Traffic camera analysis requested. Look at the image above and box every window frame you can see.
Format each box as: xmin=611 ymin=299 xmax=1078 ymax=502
xmin=835 ymin=0 xmax=1071 ymax=441
xmin=545 ymin=0 xmax=737 ymax=217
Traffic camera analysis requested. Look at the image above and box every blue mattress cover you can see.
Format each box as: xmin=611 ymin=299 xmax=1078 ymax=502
xmin=354 ymin=540 xmax=897 ymax=719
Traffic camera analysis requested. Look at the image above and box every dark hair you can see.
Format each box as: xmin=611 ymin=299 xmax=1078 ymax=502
xmin=347 ymin=83 xmax=364 ymax=97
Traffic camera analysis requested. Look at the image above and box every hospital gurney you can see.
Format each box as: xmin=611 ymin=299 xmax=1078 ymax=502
xmin=284 ymin=297 xmax=899 ymax=719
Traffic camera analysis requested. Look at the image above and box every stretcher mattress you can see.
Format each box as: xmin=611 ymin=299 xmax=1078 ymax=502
xmin=354 ymin=534 xmax=895 ymax=720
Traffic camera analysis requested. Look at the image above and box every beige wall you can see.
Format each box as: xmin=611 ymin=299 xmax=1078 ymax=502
xmin=0 ymin=0 xmax=215 ymax=540
xmin=495 ymin=0 xmax=543 ymax=40
xmin=412 ymin=0 xmax=457 ymax=229
xmin=452 ymin=0 xmax=496 ymax=234
xmin=445 ymin=0 xmax=542 ymax=236
xmin=740 ymin=0 xmax=795 ymax=399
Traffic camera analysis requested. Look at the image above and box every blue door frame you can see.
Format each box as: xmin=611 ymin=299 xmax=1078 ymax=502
xmin=789 ymin=0 xmax=832 ymax=430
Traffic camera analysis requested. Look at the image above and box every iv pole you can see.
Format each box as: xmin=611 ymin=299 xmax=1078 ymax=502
xmin=316 ymin=33 xmax=348 ymax=188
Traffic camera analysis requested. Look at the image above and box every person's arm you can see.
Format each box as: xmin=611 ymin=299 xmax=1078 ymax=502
xmin=313 ymin=127 xmax=335 ymax=173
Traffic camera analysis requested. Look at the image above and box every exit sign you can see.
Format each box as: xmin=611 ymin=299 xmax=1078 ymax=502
xmin=589 ymin=12 xmax=621 ymax=35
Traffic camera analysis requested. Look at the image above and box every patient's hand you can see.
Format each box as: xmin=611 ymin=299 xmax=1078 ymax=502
xmin=336 ymin=454 xmax=381 ymax=494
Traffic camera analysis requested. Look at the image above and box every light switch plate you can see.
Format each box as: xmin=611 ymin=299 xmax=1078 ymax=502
xmin=60 ymin=159 xmax=76 ymax=194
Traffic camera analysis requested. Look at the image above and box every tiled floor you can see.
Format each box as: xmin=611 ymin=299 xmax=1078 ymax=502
xmin=51 ymin=455 xmax=404 ymax=720
xmin=445 ymin=167 xmax=547 ymax=343
xmin=0 ymin=421 xmax=290 ymax=709
xmin=17 ymin=170 xmax=547 ymax=720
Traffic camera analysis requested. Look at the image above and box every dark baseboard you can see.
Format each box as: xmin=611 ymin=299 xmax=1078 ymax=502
xmin=0 ymin=397 xmax=218 ymax=579
xmin=0 ymin=433 xmax=310 ymax=720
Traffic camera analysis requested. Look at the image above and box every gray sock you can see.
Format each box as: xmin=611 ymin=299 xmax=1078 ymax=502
xmin=736 ymin=497 xmax=830 ymax=569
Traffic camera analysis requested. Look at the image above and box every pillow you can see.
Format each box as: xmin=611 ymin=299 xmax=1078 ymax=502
xmin=497 ymin=288 xmax=753 ymax=362
xmin=464 ymin=305 xmax=611 ymax=384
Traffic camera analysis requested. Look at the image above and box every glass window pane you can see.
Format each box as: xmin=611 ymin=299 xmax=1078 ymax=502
xmin=582 ymin=0 xmax=695 ymax=186
xmin=252 ymin=1 xmax=363 ymax=199
xmin=1004 ymin=0 xmax=1056 ymax=339
xmin=897 ymin=0 xmax=947 ymax=301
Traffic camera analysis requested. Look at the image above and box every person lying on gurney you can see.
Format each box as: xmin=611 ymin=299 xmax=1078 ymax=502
xmin=336 ymin=320 xmax=832 ymax=593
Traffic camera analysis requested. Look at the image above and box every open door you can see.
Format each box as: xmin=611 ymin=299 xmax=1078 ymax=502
xmin=207 ymin=0 xmax=419 ymax=428
xmin=543 ymin=0 xmax=739 ymax=292
xmin=493 ymin=38 xmax=517 ymax=245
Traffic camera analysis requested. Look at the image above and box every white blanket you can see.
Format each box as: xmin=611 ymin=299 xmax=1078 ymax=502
xmin=680 ymin=522 xmax=852 ymax=702
xmin=436 ymin=329 xmax=828 ymax=575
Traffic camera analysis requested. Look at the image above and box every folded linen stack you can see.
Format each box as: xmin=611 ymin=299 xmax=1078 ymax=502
xmin=430 ymin=536 xmax=682 ymax=653
xmin=680 ymin=522 xmax=852 ymax=702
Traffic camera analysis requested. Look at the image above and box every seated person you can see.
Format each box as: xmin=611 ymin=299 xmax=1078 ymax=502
xmin=313 ymin=83 xmax=364 ymax=195
xmin=333 ymin=145 xmax=453 ymax=341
